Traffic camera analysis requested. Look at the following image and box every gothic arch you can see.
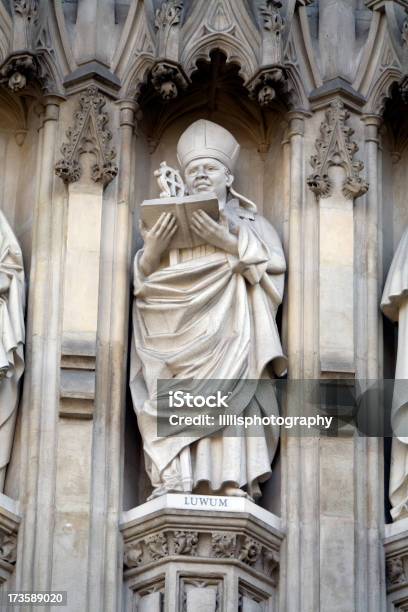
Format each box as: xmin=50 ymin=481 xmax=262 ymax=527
xmin=365 ymin=66 xmax=403 ymax=115
xmin=181 ymin=32 xmax=258 ymax=82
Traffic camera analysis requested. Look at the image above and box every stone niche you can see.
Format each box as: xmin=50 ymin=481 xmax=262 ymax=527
xmin=0 ymin=88 xmax=40 ymax=595
xmin=121 ymin=494 xmax=284 ymax=611
xmin=122 ymin=51 xmax=289 ymax=610
xmin=123 ymin=51 xmax=289 ymax=515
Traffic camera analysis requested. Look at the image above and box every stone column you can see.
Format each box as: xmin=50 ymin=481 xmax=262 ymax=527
xmin=282 ymin=110 xmax=312 ymax=612
xmin=33 ymin=85 xmax=121 ymax=612
xmin=87 ymin=98 xmax=137 ymax=612
xmin=356 ymin=113 xmax=386 ymax=612
xmin=16 ymin=95 xmax=64 ymax=595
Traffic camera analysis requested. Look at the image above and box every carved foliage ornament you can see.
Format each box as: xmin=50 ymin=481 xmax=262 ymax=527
xmin=260 ymin=0 xmax=284 ymax=32
xmin=13 ymin=0 xmax=38 ymax=21
xmin=55 ymin=86 xmax=118 ymax=187
xmin=155 ymin=0 xmax=183 ymax=31
xmin=124 ymin=528 xmax=278 ymax=580
xmin=307 ymin=99 xmax=369 ymax=200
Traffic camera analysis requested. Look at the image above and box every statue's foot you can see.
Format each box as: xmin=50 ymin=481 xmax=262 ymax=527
xmin=222 ymin=486 xmax=248 ymax=498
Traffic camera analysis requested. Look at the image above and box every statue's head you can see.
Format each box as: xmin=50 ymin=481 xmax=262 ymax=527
xmin=177 ymin=120 xmax=239 ymax=205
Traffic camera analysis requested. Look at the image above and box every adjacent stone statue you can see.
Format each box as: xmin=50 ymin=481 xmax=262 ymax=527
xmin=0 ymin=210 xmax=25 ymax=492
xmin=130 ymin=119 xmax=286 ymax=500
xmin=381 ymin=227 xmax=408 ymax=522
xmin=381 ymin=228 xmax=408 ymax=520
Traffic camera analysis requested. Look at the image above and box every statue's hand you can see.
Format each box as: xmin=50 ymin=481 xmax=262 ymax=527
xmin=191 ymin=210 xmax=238 ymax=255
xmin=0 ymin=272 xmax=10 ymax=295
xmin=139 ymin=213 xmax=178 ymax=276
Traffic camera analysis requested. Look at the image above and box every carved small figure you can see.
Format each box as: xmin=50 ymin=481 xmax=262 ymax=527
xmin=160 ymin=80 xmax=178 ymax=100
xmin=238 ymin=537 xmax=262 ymax=566
xmin=258 ymin=84 xmax=276 ymax=106
xmin=386 ymin=556 xmax=406 ymax=586
xmin=0 ymin=533 xmax=17 ymax=564
xmin=8 ymin=72 xmax=26 ymax=91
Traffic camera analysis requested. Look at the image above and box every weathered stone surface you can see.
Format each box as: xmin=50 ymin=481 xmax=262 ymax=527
xmin=0 ymin=2 xmax=404 ymax=611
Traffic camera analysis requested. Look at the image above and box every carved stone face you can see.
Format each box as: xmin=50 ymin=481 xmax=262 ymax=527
xmin=258 ymin=85 xmax=276 ymax=106
xmin=160 ymin=81 xmax=178 ymax=100
xmin=8 ymin=71 xmax=26 ymax=91
xmin=184 ymin=158 xmax=233 ymax=204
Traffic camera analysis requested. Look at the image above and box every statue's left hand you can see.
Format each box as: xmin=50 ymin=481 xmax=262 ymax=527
xmin=0 ymin=272 xmax=10 ymax=294
xmin=191 ymin=210 xmax=238 ymax=255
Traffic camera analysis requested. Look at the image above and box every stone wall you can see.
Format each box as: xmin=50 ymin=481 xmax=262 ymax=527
xmin=0 ymin=1 xmax=407 ymax=610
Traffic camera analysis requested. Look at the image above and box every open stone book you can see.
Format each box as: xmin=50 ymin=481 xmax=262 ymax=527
xmin=141 ymin=192 xmax=219 ymax=250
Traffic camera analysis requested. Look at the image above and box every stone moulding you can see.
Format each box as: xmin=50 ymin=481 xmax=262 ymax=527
xmin=0 ymin=494 xmax=21 ymax=584
xmin=55 ymin=85 xmax=118 ymax=186
xmin=307 ymin=99 xmax=369 ymax=200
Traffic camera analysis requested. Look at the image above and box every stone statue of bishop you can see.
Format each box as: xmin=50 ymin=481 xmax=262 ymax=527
xmin=130 ymin=119 xmax=286 ymax=500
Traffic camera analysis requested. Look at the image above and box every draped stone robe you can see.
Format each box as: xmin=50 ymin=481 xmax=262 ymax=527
xmin=0 ymin=210 xmax=25 ymax=492
xmin=130 ymin=198 xmax=286 ymax=499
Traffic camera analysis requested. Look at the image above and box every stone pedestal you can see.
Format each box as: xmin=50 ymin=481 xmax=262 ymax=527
xmin=121 ymin=494 xmax=284 ymax=612
xmin=385 ymin=518 xmax=408 ymax=610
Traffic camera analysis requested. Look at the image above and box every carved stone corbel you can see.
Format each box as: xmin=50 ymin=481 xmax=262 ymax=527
xmin=307 ymin=99 xmax=369 ymax=199
xmin=0 ymin=1 xmax=59 ymax=94
xmin=246 ymin=65 xmax=291 ymax=107
xmin=55 ymin=86 xmax=118 ymax=187
xmin=0 ymin=51 xmax=54 ymax=93
xmin=150 ymin=60 xmax=190 ymax=101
